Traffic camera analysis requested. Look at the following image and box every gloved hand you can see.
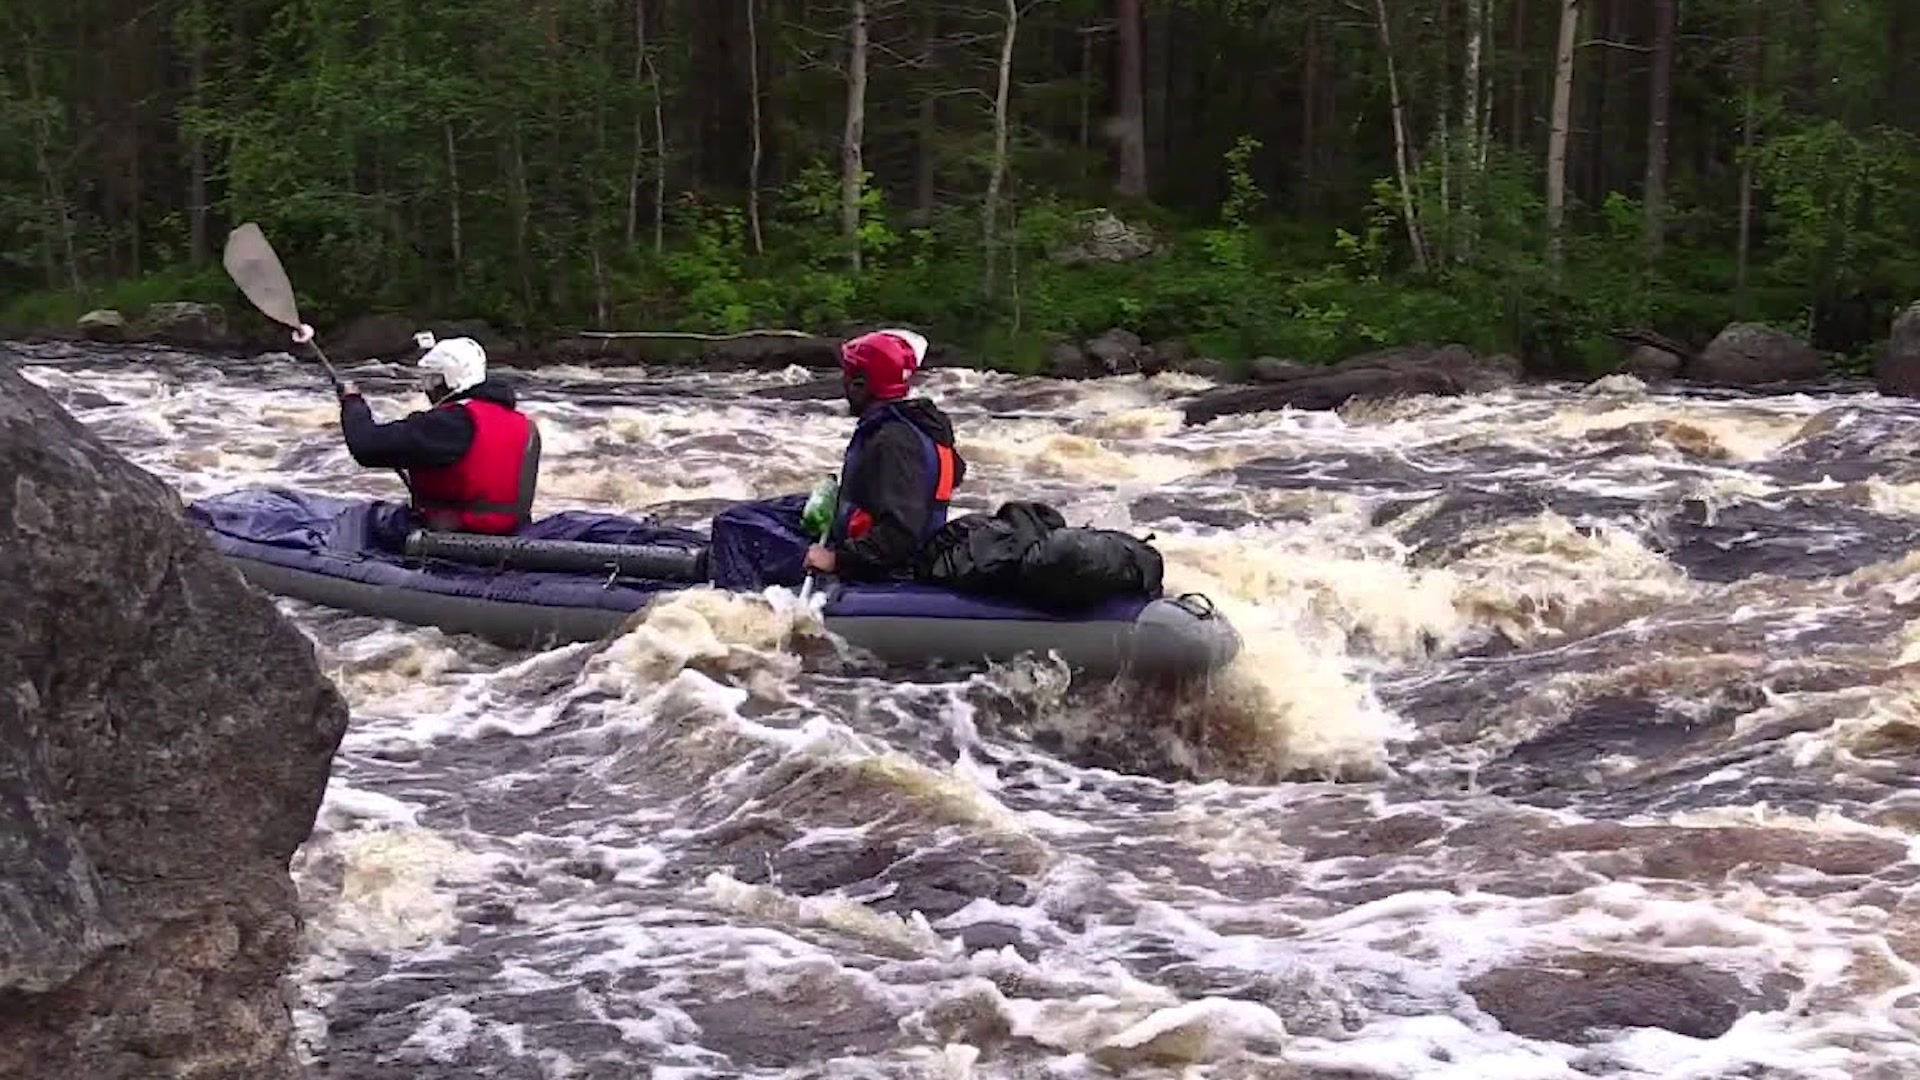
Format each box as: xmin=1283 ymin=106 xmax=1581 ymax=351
xmin=337 ymin=380 xmax=360 ymax=400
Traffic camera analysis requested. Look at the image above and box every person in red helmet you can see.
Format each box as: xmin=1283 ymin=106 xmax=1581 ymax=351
xmin=804 ymin=328 xmax=967 ymax=581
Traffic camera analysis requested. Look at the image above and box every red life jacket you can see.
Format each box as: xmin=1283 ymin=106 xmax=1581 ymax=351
xmin=834 ymin=406 xmax=959 ymax=543
xmin=407 ymin=399 xmax=541 ymax=535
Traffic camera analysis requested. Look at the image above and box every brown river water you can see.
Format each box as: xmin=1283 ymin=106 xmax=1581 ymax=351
xmin=15 ymin=339 xmax=1920 ymax=1079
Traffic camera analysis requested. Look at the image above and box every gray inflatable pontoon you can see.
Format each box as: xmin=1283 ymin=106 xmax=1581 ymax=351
xmin=190 ymin=487 xmax=1242 ymax=682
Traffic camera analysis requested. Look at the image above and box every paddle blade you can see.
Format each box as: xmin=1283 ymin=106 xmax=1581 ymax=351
xmin=222 ymin=223 xmax=303 ymax=329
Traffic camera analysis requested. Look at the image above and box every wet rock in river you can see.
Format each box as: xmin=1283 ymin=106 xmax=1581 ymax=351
xmin=0 ymin=359 xmax=348 ymax=1078
xmin=752 ymin=374 xmax=845 ymax=401
xmin=1466 ymin=954 xmax=1797 ymax=1042
xmin=1181 ymin=344 xmax=1521 ymax=424
xmin=866 ymin=845 xmax=1034 ymax=921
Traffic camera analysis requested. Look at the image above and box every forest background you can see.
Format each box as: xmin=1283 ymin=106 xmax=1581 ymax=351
xmin=3 ymin=0 xmax=1915 ymax=374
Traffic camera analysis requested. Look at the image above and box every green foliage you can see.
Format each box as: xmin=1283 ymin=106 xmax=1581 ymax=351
xmin=8 ymin=0 xmax=1920 ymax=376
xmin=0 ymin=263 xmax=238 ymax=332
xmin=1752 ymin=121 xmax=1920 ymax=305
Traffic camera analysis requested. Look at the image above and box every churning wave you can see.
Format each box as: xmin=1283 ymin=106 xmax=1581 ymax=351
xmin=17 ymin=338 xmax=1920 ymax=1079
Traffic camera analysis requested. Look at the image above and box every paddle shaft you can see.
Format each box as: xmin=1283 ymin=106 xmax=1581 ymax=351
xmin=305 ymin=339 xmax=344 ymax=392
xmin=221 ymin=223 xmax=411 ymax=496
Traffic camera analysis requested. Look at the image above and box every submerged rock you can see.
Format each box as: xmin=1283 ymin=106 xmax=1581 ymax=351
xmin=1466 ymin=954 xmax=1797 ymax=1042
xmin=0 ymin=359 xmax=348 ymax=1078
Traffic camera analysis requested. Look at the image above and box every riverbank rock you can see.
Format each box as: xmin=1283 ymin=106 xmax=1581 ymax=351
xmin=1873 ymin=301 xmax=1920 ymax=397
xmin=76 ymin=309 xmax=126 ymax=342
xmin=1086 ymin=328 xmax=1148 ymax=375
xmin=1622 ymin=344 xmax=1683 ymax=383
xmin=1249 ymin=356 xmax=1318 ymax=383
xmin=1046 ymin=330 xmax=1203 ymax=379
xmin=1048 ymin=209 xmax=1156 ymax=266
xmin=135 ymin=301 xmax=231 ymax=349
xmin=329 ymin=313 xmax=418 ymax=361
xmin=1176 ymin=356 xmax=1232 ymax=381
xmin=328 ymin=314 xmax=515 ymax=363
xmin=0 ymin=360 xmax=348 ymax=1078
xmin=1181 ymin=344 xmax=1520 ymax=425
xmin=1687 ymin=322 xmax=1825 ymax=385
xmin=704 ymin=334 xmax=843 ymax=370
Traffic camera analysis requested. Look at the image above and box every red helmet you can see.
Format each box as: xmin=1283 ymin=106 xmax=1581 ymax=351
xmin=839 ymin=329 xmax=928 ymax=401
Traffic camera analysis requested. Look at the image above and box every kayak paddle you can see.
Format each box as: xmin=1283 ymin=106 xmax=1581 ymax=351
xmin=222 ymin=222 xmax=413 ymax=497
xmin=222 ymin=223 xmax=343 ymax=393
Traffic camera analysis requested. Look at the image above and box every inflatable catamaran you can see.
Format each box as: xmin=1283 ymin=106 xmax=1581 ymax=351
xmin=189 ymin=486 xmax=1240 ymax=681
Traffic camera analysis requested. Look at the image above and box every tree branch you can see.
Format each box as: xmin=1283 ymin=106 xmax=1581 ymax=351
xmin=573 ymin=329 xmax=821 ymax=340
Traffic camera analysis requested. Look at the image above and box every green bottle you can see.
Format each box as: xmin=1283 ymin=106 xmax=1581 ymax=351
xmin=801 ymin=476 xmax=839 ymax=541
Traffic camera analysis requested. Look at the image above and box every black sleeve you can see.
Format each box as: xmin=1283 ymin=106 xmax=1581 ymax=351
xmin=834 ymin=423 xmax=932 ymax=581
xmin=339 ymin=396 xmax=475 ymax=469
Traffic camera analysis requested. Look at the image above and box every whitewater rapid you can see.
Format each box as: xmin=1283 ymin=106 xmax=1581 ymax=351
xmin=16 ymin=339 xmax=1920 ymax=1079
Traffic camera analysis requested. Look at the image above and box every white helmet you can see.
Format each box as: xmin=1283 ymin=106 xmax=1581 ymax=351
xmin=417 ymin=336 xmax=488 ymax=397
xmin=881 ymin=328 xmax=929 ymax=365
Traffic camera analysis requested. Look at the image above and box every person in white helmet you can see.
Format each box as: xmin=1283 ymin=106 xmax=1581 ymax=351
xmin=337 ymin=332 xmax=542 ymax=534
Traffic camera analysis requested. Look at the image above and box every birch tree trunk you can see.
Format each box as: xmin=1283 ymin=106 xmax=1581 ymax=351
xmin=445 ymin=121 xmax=464 ymax=293
xmin=186 ymin=0 xmax=209 ymax=265
xmin=841 ymin=0 xmax=869 ymax=272
xmin=1114 ymin=0 xmax=1148 ymax=198
xmin=1545 ymin=0 xmax=1580 ymax=269
xmin=1477 ymin=0 xmax=1492 ymax=170
xmin=1642 ymin=0 xmax=1674 ymax=262
xmin=1460 ymin=0 xmax=1483 ymax=259
xmin=983 ymin=0 xmax=1018 ymax=297
xmin=625 ymin=0 xmax=647 ymax=247
xmin=1374 ymin=0 xmax=1431 ymax=273
xmin=746 ymin=0 xmax=765 ymax=254
xmin=1508 ymin=0 xmax=1527 ymax=151
xmin=22 ymin=46 xmax=80 ymax=293
xmin=648 ymin=49 xmax=666 ymax=255
xmin=916 ymin=6 xmax=939 ymax=218
xmin=1735 ymin=0 xmax=1763 ymax=310
xmin=1301 ymin=14 xmax=1320 ymax=213
xmin=1437 ymin=0 xmax=1453 ymax=255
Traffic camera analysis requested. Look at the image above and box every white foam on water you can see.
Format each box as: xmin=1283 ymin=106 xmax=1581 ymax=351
xmin=27 ymin=346 xmax=1920 ymax=1079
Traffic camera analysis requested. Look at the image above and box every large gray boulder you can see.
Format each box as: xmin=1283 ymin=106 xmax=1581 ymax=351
xmin=1622 ymin=344 xmax=1683 ymax=383
xmin=0 ymin=359 xmax=347 ymax=1078
xmin=1084 ymin=328 xmax=1147 ymax=375
xmin=329 ymin=315 xmax=516 ymax=364
xmin=1047 ymin=209 xmax=1156 ymax=266
xmin=76 ymin=309 xmax=127 ymax=342
xmin=1688 ymin=322 xmax=1825 ymax=385
xmin=136 ymin=301 xmax=232 ymax=348
xmin=1874 ymin=300 xmax=1920 ymax=397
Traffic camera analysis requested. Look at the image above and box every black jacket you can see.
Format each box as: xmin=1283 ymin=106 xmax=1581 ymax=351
xmin=834 ymin=398 xmax=967 ymax=581
xmin=340 ymin=379 xmax=520 ymax=470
